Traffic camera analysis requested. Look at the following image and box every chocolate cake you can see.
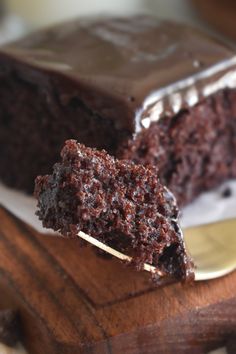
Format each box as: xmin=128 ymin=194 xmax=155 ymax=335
xmin=35 ymin=140 xmax=194 ymax=282
xmin=1 ymin=16 xmax=236 ymax=204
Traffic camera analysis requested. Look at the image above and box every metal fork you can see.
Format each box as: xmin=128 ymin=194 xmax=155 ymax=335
xmin=77 ymin=218 xmax=236 ymax=281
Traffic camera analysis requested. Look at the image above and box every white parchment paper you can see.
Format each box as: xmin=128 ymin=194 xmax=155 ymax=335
xmin=0 ymin=180 xmax=236 ymax=233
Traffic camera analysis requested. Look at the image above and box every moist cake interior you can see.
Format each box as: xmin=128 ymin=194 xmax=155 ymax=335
xmin=35 ymin=140 xmax=194 ymax=282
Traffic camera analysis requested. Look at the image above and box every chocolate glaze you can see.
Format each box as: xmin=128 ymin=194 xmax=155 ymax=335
xmin=1 ymin=15 xmax=236 ymax=133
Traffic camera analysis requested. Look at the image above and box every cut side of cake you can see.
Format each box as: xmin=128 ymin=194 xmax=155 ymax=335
xmin=35 ymin=140 xmax=194 ymax=282
xmin=0 ymin=16 xmax=236 ymax=205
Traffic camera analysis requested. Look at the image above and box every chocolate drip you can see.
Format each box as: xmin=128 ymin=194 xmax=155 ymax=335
xmin=1 ymin=15 xmax=236 ymax=133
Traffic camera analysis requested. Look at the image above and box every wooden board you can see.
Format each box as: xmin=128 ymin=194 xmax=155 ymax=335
xmin=0 ymin=205 xmax=235 ymax=354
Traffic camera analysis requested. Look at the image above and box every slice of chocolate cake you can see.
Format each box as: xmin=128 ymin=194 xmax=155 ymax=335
xmin=35 ymin=140 xmax=194 ymax=282
xmin=1 ymin=16 xmax=236 ymax=205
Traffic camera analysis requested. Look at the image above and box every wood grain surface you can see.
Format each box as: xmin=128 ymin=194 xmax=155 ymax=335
xmin=0 ymin=205 xmax=235 ymax=354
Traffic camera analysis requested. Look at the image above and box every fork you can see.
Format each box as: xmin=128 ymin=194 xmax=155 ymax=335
xmin=77 ymin=218 xmax=236 ymax=281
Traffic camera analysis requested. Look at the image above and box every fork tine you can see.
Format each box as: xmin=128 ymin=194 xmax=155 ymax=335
xmin=77 ymin=231 xmax=161 ymax=275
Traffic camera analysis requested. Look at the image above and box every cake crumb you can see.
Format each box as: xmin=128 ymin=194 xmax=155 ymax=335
xmin=221 ymin=187 xmax=232 ymax=198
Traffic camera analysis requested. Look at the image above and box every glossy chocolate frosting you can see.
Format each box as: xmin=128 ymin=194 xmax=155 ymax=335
xmin=2 ymin=15 xmax=236 ymax=133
